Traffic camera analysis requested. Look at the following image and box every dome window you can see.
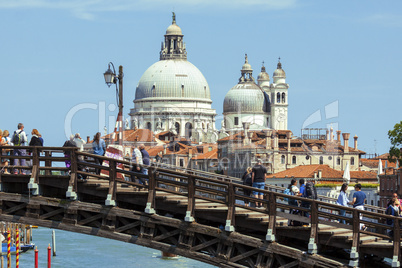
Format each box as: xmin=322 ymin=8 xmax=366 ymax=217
xmin=175 ymin=122 xmax=180 ymax=135
xmin=234 ymin=117 xmax=239 ymax=126
xmin=277 ymin=92 xmax=280 ymax=103
xmin=282 ymin=92 xmax=286 ymax=103
xmin=152 ymin=85 xmax=156 ymax=97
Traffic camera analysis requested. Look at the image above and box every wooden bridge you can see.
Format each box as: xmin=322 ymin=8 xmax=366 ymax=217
xmin=0 ymin=146 xmax=400 ymax=267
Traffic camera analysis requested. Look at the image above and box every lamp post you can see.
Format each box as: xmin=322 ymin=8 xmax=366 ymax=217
xmin=103 ymin=62 xmax=124 ymax=146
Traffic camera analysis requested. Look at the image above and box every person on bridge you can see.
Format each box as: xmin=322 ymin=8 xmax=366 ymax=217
xmin=349 ymin=183 xmax=367 ymax=231
xmin=92 ymin=132 xmax=106 ymax=175
xmin=29 ymin=129 xmax=43 ymax=147
xmin=386 ymin=197 xmax=401 ymax=239
xmin=11 ymin=123 xmax=28 ymax=174
xmin=387 ymin=192 xmax=402 ymax=210
xmin=1 ymin=130 xmax=11 ymax=174
xmin=241 ymin=167 xmax=252 ymax=206
xmin=251 ymin=159 xmax=267 ymax=208
xmin=336 ymin=183 xmax=350 ymax=224
xmin=140 ymin=144 xmax=150 ymax=176
xmin=131 ymin=144 xmax=146 ymax=185
xmin=63 ymin=135 xmax=77 ymax=170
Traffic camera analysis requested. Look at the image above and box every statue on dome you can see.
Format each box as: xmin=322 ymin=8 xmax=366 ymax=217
xmin=133 ymin=118 xmax=138 ymax=130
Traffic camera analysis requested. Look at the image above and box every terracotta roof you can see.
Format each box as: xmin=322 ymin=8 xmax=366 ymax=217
xmin=147 ymin=145 xmax=165 ymax=157
xmin=360 ymin=159 xmax=396 ymax=169
xmin=192 ymin=148 xmax=218 ymax=160
xmin=99 ymin=129 xmax=154 ymax=143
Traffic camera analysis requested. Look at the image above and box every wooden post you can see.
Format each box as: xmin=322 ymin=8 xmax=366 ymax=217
xmin=105 ymin=159 xmax=116 ymax=206
xmin=145 ymin=167 xmax=156 ymax=214
xmin=392 ymin=217 xmax=401 ymax=267
xmin=28 ymin=147 xmax=40 ymax=195
xmin=349 ymin=209 xmax=360 ymax=267
xmin=44 ymin=151 xmax=51 ymax=176
xmin=185 ymin=175 xmax=195 ymax=222
xmin=225 ymin=182 xmax=235 ymax=232
xmin=66 ymin=149 xmax=78 ymax=200
xmin=266 ymin=192 xmax=276 ymax=242
xmin=309 ymin=200 xmax=318 ymax=254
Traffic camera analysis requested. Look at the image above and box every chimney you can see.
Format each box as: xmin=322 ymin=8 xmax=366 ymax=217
xmin=163 ymin=145 xmax=167 ymax=155
xmin=87 ymin=136 xmax=90 ymax=143
xmin=342 ymin=133 xmax=350 ymax=153
xmin=354 ymin=135 xmax=358 ymax=150
xmin=286 ymin=131 xmax=291 ymax=152
xmin=330 ymin=127 xmax=334 ymax=141
xmin=265 ymin=130 xmax=272 ymax=150
xmin=336 ymin=130 xmax=341 ymax=143
xmin=314 ymin=171 xmax=317 ymax=179
xmin=326 ymin=129 xmax=330 ymax=140
xmin=318 ymin=169 xmax=322 ymax=178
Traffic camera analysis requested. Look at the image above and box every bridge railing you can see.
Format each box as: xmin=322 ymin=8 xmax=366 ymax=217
xmin=0 ymin=146 xmax=399 ymax=263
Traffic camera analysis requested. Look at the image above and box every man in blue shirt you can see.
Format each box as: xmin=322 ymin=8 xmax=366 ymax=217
xmin=140 ymin=144 xmax=150 ymax=176
xmin=299 ymin=179 xmax=309 ymax=225
xmin=349 ymin=183 xmax=367 ymax=230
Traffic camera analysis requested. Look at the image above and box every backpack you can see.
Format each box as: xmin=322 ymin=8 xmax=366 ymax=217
xmin=305 ymin=182 xmax=317 ymax=199
xmin=283 ymin=188 xmax=292 ymax=202
xmin=12 ymin=130 xmax=23 ymax=146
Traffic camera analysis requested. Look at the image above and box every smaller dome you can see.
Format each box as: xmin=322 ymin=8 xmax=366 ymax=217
xmin=257 ymin=65 xmax=270 ymax=81
xmin=273 ymin=61 xmax=286 ymax=78
xmin=166 ymin=23 xmax=182 ymax=35
xmin=241 ymin=54 xmax=252 ymax=72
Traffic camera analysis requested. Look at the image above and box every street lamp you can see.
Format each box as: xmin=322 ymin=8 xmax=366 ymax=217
xmin=103 ymin=62 xmax=124 ymax=146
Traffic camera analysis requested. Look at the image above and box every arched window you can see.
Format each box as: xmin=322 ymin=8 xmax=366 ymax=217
xmin=152 ymin=85 xmax=156 ymax=97
xmin=175 ymin=122 xmax=180 ymax=135
xmin=319 ymin=156 xmax=324 ymax=165
xmin=234 ymin=117 xmax=239 ymax=126
xmin=146 ymin=122 xmax=152 ymax=130
xmin=281 ymin=155 xmax=285 ymax=164
xmin=337 ymin=157 xmax=341 ymax=165
xmin=282 ymin=92 xmax=286 ymax=103
xmin=292 ymin=156 xmax=297 ymax=164
xmin=181 ymin=84 xmax=185 ymax=97
xmin=351 ymin=157 xmax=355 ymax=165
xmin=277 ymin=92 xmax=280 ymax=103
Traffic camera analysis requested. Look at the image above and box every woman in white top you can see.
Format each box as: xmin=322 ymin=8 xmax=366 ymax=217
xmin=336 ymin=183 xmax=350 ymax=224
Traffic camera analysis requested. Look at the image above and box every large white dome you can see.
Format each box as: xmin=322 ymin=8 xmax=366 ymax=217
xmin=135 ymin=59 xmax=211 ymax=101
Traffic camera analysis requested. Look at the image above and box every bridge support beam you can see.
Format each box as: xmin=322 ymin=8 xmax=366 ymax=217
xmin=28 ymin=178 xmax=40 ymax=196
xmin=66 ymin=186 xmax=77 ymax=200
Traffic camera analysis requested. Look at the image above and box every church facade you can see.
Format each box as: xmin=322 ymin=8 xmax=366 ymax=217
xmin=221 ymin=55 xmax=289 ymax=136
xmin=129 ymin=14 xmax=218 ymax=144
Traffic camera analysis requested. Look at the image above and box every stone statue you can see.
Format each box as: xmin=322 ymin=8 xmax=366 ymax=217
xmin=133 ymin=118 xmax=138 ymax=130
xmin=125 ymin=118 xmax=130 ymax=130
xmin=104 ymin=126 xmax=107 ymax=136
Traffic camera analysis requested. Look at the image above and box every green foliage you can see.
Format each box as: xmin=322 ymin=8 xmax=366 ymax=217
xmin=388 ymin=121 xmax=402 ymax=163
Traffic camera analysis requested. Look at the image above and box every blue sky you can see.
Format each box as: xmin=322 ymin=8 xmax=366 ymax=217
xmin=0 ymin=0 xmax=401 ymax=156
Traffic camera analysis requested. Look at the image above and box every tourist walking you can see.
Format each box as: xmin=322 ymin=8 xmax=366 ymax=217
xmin=29 ymin=129 xmax=43 ymax=147
xmin=386 ymin=197 xmax=401 ymax=239
xmin=241 ymin=167 xmax=252 ymax=206
xmin=387 ymin=192 xmax=402 ymax=210
xmin=63 ymin=135 xmax=77 ymax=170
xmin=336 ymin=183 xmax=350 ymax=224
xmin=11 ymin=123 xmax=28 ymax=174
xmin=73 ymin=133 xmax=86 ymax=153
xmin=131 ymin=145 xmax=146 ymax=185
xmin=140 ymin=144 xmax=150 ymax=175
xmin=1 ymin=130 xmax=11 ymax=174
xmin=251 ymin=159 xmax=267 ymax=208
xmin=92 ymin=132 xmax=106 ymax=175
xmin=287 ymin=178 xmax=301 ymax=226
xmin=349 ymin=183 xmax=367 ymax=230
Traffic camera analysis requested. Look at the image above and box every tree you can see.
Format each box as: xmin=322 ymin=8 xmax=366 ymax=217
xmin=388 ymin=121 xmax=402 ymax=163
